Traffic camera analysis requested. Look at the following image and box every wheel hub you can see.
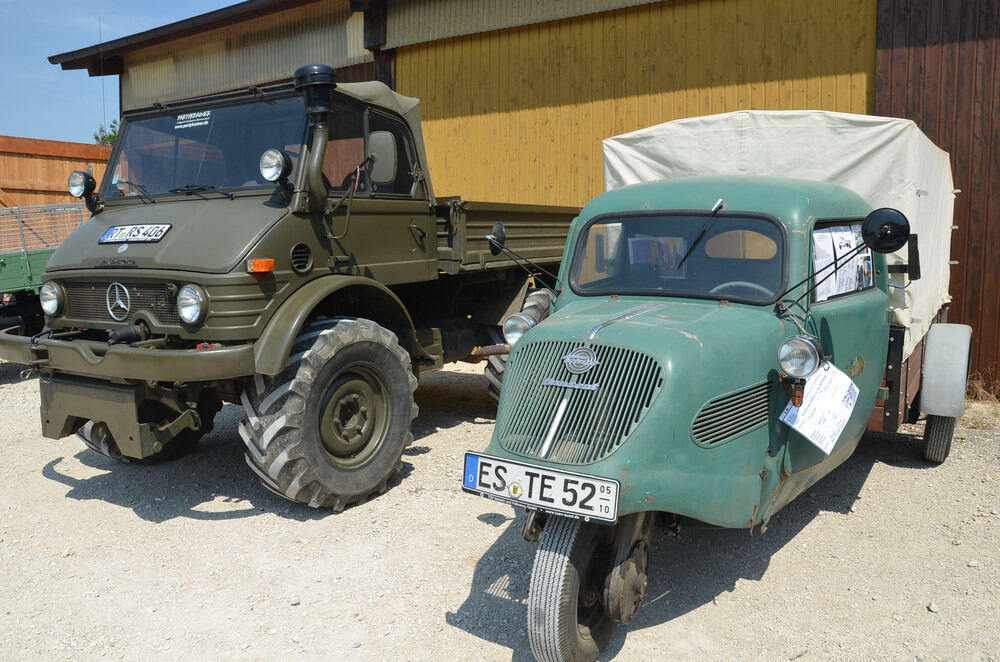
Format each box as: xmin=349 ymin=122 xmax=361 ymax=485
xmin=318 ymin=371 xmax=388 ymax=465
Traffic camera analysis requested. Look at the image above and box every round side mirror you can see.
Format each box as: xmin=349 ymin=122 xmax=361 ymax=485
xmin=488 ymin=221 xmax=507 ymax=256
xmin=862 ymin=208 xmax=910 ymax=253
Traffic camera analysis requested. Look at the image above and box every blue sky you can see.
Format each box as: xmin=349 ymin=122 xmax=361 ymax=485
xmin=0 ymin=0 xmax=237 ymax=144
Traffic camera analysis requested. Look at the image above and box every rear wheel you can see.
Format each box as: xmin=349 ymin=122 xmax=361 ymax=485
xmin=239 ymin=318 xmax=418 ymax=510
xmin=485 ymin=289 xmax=554 ymax=403
xmin=527 ymin=517 xmax=616 ymax=662
xmin=921 ymin=414 xmax=956 ymax=463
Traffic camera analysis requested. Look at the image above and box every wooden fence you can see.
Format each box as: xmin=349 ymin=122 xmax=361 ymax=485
xmin=0 ymin=136 xmax=111 ymax=208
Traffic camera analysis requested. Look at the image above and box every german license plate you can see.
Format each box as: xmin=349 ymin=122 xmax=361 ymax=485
xmin=99 ymin=224 xmax=171 ymax=243
xmin=462 ymin=452 xmax=619 ymax=524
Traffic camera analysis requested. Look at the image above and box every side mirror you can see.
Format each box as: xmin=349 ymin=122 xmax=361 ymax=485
xmin=862 ymin=208 xmax=910 ymax=253
xmin=367 ymin=131 xmax=398 ymax=185
xmin=488 ymin=222 xmax=506 ymax=256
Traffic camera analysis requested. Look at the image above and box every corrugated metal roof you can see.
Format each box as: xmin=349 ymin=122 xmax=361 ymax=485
xmin=385 ymin=0 xmax=662 ymax=49
xmin=121 ymin=3 xmax=369 ymax=109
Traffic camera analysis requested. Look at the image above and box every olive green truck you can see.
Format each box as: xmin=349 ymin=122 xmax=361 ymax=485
xmin=0 ymin=65 xmax=577 ymax=510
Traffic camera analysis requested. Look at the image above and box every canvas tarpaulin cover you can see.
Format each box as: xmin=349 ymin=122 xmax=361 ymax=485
xmin=602 ymin=110 xmax=955 ymax=359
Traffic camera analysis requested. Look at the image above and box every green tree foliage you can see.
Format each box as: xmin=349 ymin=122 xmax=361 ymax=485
xmin=94 ymin=120 xmax=119 ymax=146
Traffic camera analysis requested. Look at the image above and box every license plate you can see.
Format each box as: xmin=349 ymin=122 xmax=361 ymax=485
xmin=99 ymin=224 xmax=172 ymax=243
xmin=462 ymin=452 xmax=619 ymax=524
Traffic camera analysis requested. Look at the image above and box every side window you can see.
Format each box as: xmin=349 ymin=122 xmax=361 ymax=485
xmin=366 ymin=111 xmax=418 ymax=197
xmin=321 ymin=101 xmax=366 ymax=190
xmin=812 ymin=222 xmax=874 ymax=302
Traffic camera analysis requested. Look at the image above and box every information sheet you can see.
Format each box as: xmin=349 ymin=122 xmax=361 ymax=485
xmin=779 ymin=361 xmax=860 ymax=454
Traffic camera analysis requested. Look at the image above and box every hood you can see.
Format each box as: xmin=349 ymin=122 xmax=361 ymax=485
xmin=522 ymin=297 xmax=789 ymax=387
xmin=46 ymin=197 xmax=289 ymax=274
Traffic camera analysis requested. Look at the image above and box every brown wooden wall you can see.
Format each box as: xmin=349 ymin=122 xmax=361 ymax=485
xmin=876 ymin=0 xmax=1000 ymax=389
xmin=0 ymin=136 xmax=111 ymax=208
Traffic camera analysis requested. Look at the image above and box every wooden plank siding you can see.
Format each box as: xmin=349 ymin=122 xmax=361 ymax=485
xmin=876 ymin=0 xmax=1000 ymax=389
xmin=396 ymin=0 xmax=877 ymax=208
xmin=0 ymin=136 xmax=111 ymax=208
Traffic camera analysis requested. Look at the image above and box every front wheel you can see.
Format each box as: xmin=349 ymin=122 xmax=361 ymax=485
xmin=921 ymin=414 xmax=956 ymax=463
xmin=528 ymin=517 xmax=617 ymax=662
xmin=239 ymin=318 xmax=418 ymax=510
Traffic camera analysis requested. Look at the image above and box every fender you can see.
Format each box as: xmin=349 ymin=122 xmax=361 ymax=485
xmin=253 ymin=275 xmax=414 ymax=375
xmin=919 ymin=322 xmax=973 ymax=417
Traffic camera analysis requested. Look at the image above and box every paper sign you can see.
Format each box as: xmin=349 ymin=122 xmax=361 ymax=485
xmin=779 ymin=361 xmax=860 ymax=454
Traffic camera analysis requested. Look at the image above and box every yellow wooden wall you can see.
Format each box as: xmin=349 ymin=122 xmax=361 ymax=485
xmin=396 ymin=0 xmax=877 ymax=207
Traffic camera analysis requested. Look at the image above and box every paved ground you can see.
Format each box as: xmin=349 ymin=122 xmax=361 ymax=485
xmin=1 ymin=360 xmax=997 ymax=661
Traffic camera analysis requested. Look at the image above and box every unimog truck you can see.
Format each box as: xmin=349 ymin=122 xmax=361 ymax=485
xmin=462 ymin=112 xmax=972 ymax=662
xmin=0 ymin=64 xmax=578 ymax=510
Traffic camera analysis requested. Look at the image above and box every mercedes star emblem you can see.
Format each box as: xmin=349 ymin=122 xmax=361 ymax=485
xmin=562 ymin=347 xmax=599 ymax=374
xmin=106 ymin=282 xmax=131 ymax=321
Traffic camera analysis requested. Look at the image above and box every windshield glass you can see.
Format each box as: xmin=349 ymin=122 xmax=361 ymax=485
xmin=570 ymin=213 xmax=785 ymax=303
xmin=103 ymin=94 xmax=306 ymax=199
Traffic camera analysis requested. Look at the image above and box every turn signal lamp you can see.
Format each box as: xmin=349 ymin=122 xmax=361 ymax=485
xmin=246 ymin=258 xmax=276 ymax=273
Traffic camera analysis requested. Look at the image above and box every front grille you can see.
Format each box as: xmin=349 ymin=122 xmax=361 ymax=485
xmin=496 ymin=340 xmax=663 ymax=464
xmin=691 ymin=381 xmax=773 ymax=446
xmin=63 ymin=280 xmax=180 ymax=325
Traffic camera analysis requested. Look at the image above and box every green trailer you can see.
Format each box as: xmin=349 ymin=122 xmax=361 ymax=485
xmin=0 ymin=203 xmax=87 ymax=332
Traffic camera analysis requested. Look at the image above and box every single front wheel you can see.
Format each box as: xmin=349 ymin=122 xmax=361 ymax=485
xmin=528 ymin=517 xmax=616 ymax=662
xmin=239 ymin=318 xmax=417 ymax=510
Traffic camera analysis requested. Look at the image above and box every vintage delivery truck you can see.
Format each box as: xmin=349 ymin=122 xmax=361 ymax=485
xmin=0 ymin=64 xmax=578 ymax=510
xmin=462 ymin=111 xmax=972 ymax=662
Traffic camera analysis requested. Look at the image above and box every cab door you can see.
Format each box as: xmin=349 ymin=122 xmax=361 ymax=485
xmin=322 ymin=105 xmax=437 ymax=284
xmin=783 ymin=220 xmax=889 ymax=473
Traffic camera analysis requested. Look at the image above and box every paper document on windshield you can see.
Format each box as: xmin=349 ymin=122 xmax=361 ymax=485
xmin=779 ymin=361 xmax=860 ymax=454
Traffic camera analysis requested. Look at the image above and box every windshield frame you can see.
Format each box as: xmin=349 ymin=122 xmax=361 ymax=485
xmin=100 ymin=83 xmax=304 ymax=202
xmin=567 ymin=209 xmax=789 ymax=305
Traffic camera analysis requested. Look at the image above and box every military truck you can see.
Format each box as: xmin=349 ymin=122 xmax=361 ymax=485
xmin=0 ymin=203 xmax=89 ymax=334
xmin=0 ymin=64 xmax=578 ymax=510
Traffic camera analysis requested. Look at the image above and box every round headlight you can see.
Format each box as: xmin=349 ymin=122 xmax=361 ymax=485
xmin=39 ymin=282 xmax=64 ymax=316
xmin=778 ymin=336 xmax=824 ymax=379
xmin=502 ymin=312 xmax=536 ymax=346
xmin=67 ymin=171 xmax=94 ymax=198
xmin=259 ymin=149 xmax=291 ymax=182
xmin=176 ymin=284 xmax=207 ymax=325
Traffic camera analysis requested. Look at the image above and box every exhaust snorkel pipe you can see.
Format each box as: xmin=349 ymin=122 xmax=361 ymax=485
xmin=291 ymin=64 xmax=337 ymax=214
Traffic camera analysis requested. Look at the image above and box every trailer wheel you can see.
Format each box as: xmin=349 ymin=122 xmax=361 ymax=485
xmin=528 ymin=517 xmax=616 ymax=662
xmin=239 ymin=318 xmax=417 ymax=510
xmin=921 ymin=414 xmax=956 ymax=464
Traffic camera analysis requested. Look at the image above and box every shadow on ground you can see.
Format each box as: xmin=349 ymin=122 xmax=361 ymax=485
xmin=0 ymin=360 xmax=35 ymax=385
xmin=39 ymin=366 xmax=497 ymax=523
xmin=448 ymin=431 xmax=932 ymax=661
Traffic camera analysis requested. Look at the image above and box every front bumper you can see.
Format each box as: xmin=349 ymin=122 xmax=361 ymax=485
xmin=0 ymin=325 xmax=255 ymax=381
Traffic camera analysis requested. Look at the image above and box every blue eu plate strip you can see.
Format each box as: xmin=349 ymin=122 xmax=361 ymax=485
xmin=463 ymin=454 xmax=479 ymax=489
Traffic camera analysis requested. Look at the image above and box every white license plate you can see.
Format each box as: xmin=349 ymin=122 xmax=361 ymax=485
xmin=462 ymin=452 xmax=619 ymax=524
xmin=99 ymin=224 xmax=172 ymax=243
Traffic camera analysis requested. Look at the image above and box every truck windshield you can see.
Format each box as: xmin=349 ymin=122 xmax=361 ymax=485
xmin=570 ymin=213 xmax=785 ymax=303
xmin=102 ymin=94 xmax=306 ymax=199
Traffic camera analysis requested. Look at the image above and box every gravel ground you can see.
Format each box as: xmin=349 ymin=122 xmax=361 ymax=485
xmin=1 ymin=359 xmax=998 ymax=662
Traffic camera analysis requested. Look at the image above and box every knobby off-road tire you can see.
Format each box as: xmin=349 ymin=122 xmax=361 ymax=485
xmin=239 ymin=318 xmax=418 ymax=510
xmin=485 ymin=289 xmax=555 ymax=404
xmin=921 ymin=414 xmax=956 ymax=464
xmin=528 ymin=517 xmax=616 ymax=662
xmin=484 ymin=326 xmax=506 ymax=403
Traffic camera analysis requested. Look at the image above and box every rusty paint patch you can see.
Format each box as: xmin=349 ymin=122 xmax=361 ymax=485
xmin=846 ymin=356 xmax=866 ymax=378
xmin=644 ymin=495 xmax=654 ymax=503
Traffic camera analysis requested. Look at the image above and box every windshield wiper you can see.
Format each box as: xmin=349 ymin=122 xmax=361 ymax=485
xmin=168 ymin=184 xmax=234 ymax=200
xmin=677 ymin=198 xmax=725 ymax=269
xmin=115 ymin=179 xmax=156 ymax=204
